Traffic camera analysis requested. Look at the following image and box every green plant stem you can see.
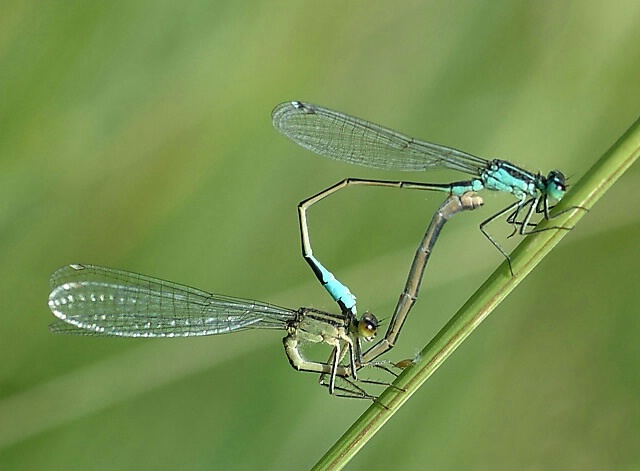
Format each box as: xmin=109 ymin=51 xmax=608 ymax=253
xmin=312 ymin=115 xmax=640 ymax=471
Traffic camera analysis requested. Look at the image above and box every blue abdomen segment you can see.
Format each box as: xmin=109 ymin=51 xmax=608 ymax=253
xmin=450 ymin=179 xmax=484 ymax=196
xmin=306 ymin=255 xmax=357 ymax=313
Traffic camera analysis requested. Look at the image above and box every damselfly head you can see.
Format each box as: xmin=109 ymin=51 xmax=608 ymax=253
xmin=546 ymin=170 xmax=567 ymax=201
xmin=357 ymin=311 xmax=378 ymax=341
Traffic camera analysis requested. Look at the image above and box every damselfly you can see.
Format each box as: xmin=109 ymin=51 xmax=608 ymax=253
xmin=272 ymin=101 xmax=582 ymax=273
xmin=48 ymin=194 xmax=482 ymax=401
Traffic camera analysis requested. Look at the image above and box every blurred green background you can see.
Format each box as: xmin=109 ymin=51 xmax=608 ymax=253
xmin=1 ymin=1 xmax=639 ymax=469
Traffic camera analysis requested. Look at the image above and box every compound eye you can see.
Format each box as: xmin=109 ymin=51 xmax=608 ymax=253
xmin=550 ymin=170 xmax=566 ymax=188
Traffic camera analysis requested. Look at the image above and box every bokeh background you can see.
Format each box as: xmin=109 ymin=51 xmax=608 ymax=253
xmin=1 ymin=1 xmax=639 ymax=470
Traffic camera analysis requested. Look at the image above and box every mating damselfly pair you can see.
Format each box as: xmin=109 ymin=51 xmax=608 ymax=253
xmin=48 ymin=101 xmax=580 ymax=402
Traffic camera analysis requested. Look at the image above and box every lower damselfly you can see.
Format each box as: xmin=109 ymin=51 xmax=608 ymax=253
xmin=48 ymin=194 xmax=482 ymax=401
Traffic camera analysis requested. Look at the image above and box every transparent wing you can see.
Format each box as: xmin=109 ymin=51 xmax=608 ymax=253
xmin=272 ymin=101 xmax=488 ymax=174
xmin=48 ymin=264 xmax=297 ymax=337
